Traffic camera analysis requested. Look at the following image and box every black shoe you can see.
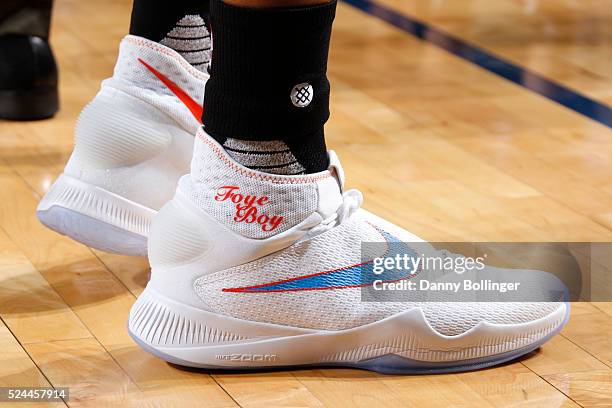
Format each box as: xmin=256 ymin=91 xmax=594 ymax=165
xmin=0 ymin=33 xmax=58 ymax=120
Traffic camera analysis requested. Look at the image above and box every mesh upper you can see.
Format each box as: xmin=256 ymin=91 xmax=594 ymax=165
xmin=189 ymin=133 xmax=562 ymax=335
xmin=194 ymin=210 xmax=561 ymax=335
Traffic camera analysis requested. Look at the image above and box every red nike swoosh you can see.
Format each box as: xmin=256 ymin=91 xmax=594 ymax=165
xmin=138 ymin=58 xmax=203 ymax=123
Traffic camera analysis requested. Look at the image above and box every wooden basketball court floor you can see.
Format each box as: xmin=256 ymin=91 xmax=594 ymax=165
xmin=1 ymin=0 xmax=611 ymax=406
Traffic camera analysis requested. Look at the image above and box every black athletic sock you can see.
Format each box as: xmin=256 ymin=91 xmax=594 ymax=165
xmin=130 ymin=0 xmax=211 ymax=71
xmin=203 ymin=0 xmax=336 ymax=175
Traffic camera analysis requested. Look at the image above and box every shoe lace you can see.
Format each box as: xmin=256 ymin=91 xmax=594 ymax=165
xmin=308 ymin=189 xmax=363 ymax=236
xmin=338 ymin=189 xmax=363 ymax=223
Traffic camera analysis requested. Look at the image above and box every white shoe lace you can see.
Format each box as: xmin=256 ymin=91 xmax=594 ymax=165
xmin=338 ymin=189 xmax=363 ymax=223
xmin=307 ymin=189 xmax=363 ymax=237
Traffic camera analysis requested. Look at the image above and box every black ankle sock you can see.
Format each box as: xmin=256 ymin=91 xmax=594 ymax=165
xmin=204 ymin=0 xmax=337 ymax=174
xmin=130 ymin=0 xmax=211 ymax=71
xmin=213 ymin=130 xmax=328 ymax=175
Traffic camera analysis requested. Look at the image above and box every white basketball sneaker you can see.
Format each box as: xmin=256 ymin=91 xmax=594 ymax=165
xmin=128 ymin=129 xmax=569 ymax=373
xmin=37 ymin=35 xmax=208 ymax=256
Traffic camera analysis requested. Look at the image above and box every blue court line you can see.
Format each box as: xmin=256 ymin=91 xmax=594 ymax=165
xmin=342 ymin=0 xmax=612 ymax=128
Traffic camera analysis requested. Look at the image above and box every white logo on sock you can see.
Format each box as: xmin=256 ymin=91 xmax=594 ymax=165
xmin=291 ymin=83 xmax=314 ymax=108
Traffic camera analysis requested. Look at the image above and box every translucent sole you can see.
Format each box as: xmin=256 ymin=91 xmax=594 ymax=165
xmin=128 ymin=287 xmax=570 ymax=374
xmin=129 ymin=304 xmax=569 ymax=374
xmin=37 ymin=174 xmax=154 ymax=256
xmin=38 ymin=206 xmax=148 ymax=256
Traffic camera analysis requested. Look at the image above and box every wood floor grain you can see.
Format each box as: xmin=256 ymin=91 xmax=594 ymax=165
xmin=0 ymin=0 xmax=610 ymax=406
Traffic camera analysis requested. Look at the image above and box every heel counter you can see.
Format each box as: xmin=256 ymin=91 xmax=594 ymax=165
xmin=147 ymin=195 xmax=216 ymax=308
xmin=148 ymin=196 xmax=212 ymax=269
xmin=66 ymin=86 xmax=173 ymax=171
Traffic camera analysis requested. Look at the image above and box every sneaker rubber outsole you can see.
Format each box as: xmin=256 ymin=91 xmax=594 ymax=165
xmin=37 ymin=174 xmax=154 ymax=256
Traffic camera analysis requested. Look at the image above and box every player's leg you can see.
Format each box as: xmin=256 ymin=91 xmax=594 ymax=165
xmin=204 ymin=0 xmax=335 ymax=175
xmin=129 ymin=0 xmax=568 ymax=373
xmin=0 ymin=0 xmax=58 ymax=120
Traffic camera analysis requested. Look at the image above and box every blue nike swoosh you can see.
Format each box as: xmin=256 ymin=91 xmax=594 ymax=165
xmin=222 ymin=228 xmax=418 ymax=293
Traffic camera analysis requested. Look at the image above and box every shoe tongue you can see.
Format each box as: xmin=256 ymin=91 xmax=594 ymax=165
xmin=327 ymin=150 xmax=345 ymax=192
